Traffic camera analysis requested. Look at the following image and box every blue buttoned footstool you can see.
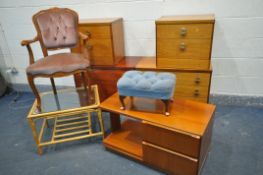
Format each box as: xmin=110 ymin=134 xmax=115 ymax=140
xmin=117 ymin=71 xmax=176 ymax=116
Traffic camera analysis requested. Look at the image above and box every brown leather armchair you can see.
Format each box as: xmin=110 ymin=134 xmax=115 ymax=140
xmin=21 ymin=7 xmax=91 ymax=111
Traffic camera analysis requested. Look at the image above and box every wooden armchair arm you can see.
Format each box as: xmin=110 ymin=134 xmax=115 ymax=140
xmin=79 ymin=32 xmax=89 ymax=44
xmin=79 ymin=32 xmax=91 ymax=60
xmin=21 ymin=36 xmax=39 ymax=65
xmin=21 ymin=36 xmax=38 ymax=46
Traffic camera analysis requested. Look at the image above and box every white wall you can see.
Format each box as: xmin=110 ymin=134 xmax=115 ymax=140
xmin=0 ymin=0 xmax=263 ymax=96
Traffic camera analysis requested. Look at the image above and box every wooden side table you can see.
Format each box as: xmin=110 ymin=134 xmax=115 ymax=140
xmin=100 ymin=93 xmax=216 ymax=175
xmin=27 ymin=85 xmax=104 ymax=155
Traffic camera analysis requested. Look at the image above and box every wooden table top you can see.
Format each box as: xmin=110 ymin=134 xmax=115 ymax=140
xmin=100 ymin=93 xmax=216 ymax=136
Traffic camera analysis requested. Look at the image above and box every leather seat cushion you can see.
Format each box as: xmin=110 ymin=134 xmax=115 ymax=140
xmin=26 ymin=53 xmax=90 ymax=75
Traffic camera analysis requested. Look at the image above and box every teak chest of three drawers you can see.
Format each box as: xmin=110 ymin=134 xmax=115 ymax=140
xmin=156 ymin=15 xmax=215 ymax=69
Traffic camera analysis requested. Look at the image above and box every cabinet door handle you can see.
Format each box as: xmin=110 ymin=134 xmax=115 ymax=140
xmin=180 ymin=27 xmax=187 ymax=36
xmin=179 ymin=43 xmax=186 ymax=51
xmin=194 ymin=77 xmax=201 ymax=84
xmin=193 ymin=89 xmax=200 ymax=97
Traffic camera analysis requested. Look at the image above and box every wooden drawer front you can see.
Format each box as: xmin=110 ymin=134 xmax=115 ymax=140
xmin=175 ymin=72 xmax=211 ymax=87
xmin=157 ymin=58 xmax=210 ymax=69
xmin=173 ymin=72 xmax=210 ymax=102
xmin=143 ymin=142 xmax=198 ymax=175
xmin=174 ymin=86 xmax=209 ymax=101
xmin=157 ymin=23 xmax=213 ymax=39
xmin=79 ymin=25 xmax=111 ymax=39
xmin=142 ymin=122 xmax=200 ymax=158
xmin=157 ymin=39 xmax=211 ymax=59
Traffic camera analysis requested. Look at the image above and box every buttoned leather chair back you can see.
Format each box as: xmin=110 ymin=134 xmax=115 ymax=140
xmin=33 ymin=8 xmax=79 ymax=54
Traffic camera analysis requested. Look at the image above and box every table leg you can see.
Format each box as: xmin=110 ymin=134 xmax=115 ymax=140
xmin=28 ymin=118 xmax=43 ymax=155
xmin=110 ymin=112 xmax=121 ymax=132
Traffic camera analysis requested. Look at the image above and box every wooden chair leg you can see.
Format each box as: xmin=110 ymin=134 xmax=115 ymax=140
xmin=50 ymin=77 xmax=57 ymax=95
xmin=162 ymin=99 xmax=170 ymax=116
xmin=81 ymin=71 xmax=92 ymax=101
xmin=27 ymin=74 xmax=41 ymax=111
xmin=86 ymin=70 xmax=92 ymax=100
xmin=119 ymin=95 xmax=126 ymax=110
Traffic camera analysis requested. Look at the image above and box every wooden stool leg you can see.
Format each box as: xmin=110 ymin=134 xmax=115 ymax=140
xmin=27 ymin=74 xmax=41 ymax=111
xmin=162 ymin=99 xmax=170 ymax=116
xmin=50 ymin=77 xmax=57 ymax=95
xmin=119 ymin=95 xmax=126 ymax=110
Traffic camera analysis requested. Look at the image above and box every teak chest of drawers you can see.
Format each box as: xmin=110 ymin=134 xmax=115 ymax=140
xmin=78 ymin=18 xmax=125 ymax=66
xmin=156 ymin=15 xmax=215 ymax=69
xmin=74 ymin=15 xmax=214 ymax=103
xmin=100 ymin=93 xmax=216 ymax=175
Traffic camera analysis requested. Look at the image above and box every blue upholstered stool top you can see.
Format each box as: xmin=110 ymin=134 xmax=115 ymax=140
xmin=117 ymin=71 xmax=176 ymax=100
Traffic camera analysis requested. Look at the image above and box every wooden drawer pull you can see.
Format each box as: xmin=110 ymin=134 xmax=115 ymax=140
xmin=179 ymin=42 xmax=186 ymax=51
xmin=193 ymin=90 xmax=200 ymax=97
xmin=180 ymin=27 xmax=187 ymax=36
xmin=194 ymin=77 xmax=201 ymax=84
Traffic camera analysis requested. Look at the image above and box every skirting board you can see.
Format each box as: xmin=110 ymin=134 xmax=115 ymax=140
xmin=7 ymin=83 xmax=263 ymax=107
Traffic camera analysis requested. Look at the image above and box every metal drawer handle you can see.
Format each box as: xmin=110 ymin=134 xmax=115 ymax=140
xmin=180 ymin=27 xmax=187 ymax=36
xmin=194 ymin=90 xmax=200 ymax=97
xmin=195 ymin=77 xmax=201 ymax=84
xmin=179 ymin=43 xmax=186 ymax=51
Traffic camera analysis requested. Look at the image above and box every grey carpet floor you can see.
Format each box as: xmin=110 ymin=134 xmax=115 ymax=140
xmin=0 ymin=91 xmax=262 ymax=175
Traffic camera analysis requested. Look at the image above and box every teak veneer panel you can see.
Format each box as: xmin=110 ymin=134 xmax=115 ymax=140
xmin=157 ymin=24 xmax=213 ymax=39
xmin=100 ymin=93 xmax=215 ymax=136
xmin=157 ymin=39 xmax=211 ymax=59
xmin=143 ymin=142 xmax=198 ymax=175
xmin=79 ymin=18 xmax=124 ymax=66
xmin=101 ymin=92 xmax=216 ymax=175
xmin=156 ymin=14 xmax=215 ymax=24
xmin=156 ymin=14 xmax=215 ymax=70
xmin=74 ymin=56 xmax=212 ymax=103
xmin=142 ymin=121 xmax=200 ymax=158
xmin=103 ymin=119 xmax=143 ymax=160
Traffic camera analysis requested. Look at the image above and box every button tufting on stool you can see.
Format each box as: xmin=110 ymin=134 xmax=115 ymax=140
xmin=117 ymin=71 xmax=176 ymax=116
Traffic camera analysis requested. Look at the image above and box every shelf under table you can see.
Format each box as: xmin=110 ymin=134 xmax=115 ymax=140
xmin=103 ymin=119 xmax=143 ymax=161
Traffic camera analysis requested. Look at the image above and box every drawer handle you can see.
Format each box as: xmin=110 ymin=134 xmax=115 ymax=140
xmin=194 ymin=90 xmax=200 ymax=97
xmin=194 ymin=77 xmax=201 ymax=84
xmin=179 ymin=43 xmax=186 ymax=51
xmin=180 ymin=27 xmax=187 ymax=36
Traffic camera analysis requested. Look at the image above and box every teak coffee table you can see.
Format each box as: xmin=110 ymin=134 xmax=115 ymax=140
xmin=100 ymin=93 xmax=216 ymax=175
